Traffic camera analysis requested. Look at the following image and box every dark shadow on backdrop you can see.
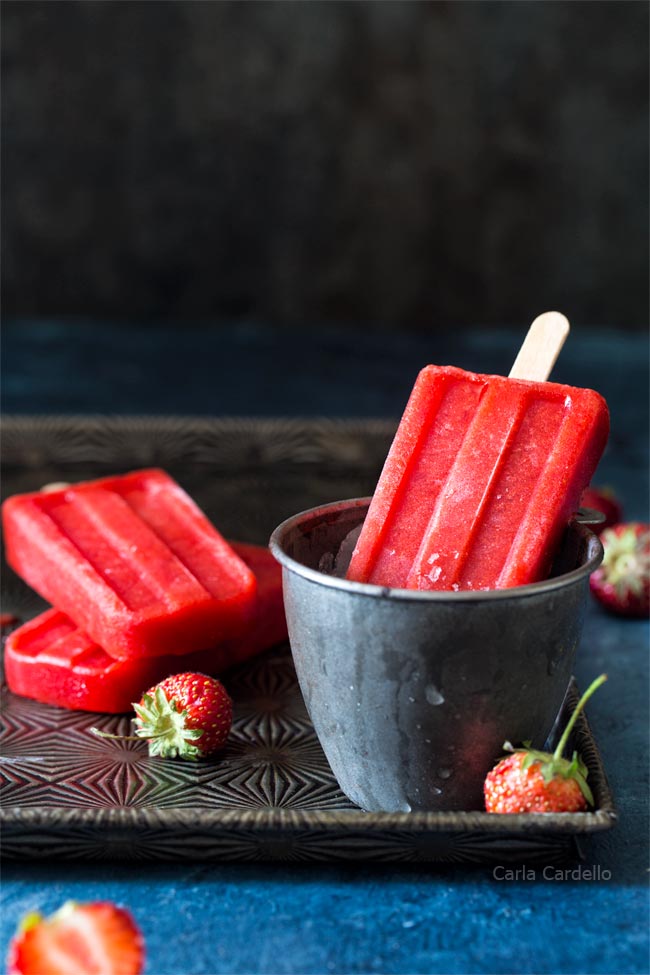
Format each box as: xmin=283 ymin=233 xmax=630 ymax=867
xmin=1 ymin=0 xmax=648 ymax=329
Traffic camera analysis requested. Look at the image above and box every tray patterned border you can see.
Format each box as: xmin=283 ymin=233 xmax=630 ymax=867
xmin=1 ymin=417 xmax=616 ymax=862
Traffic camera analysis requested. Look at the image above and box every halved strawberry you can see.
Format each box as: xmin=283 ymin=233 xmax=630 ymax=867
xmin=7 ymin=900 xmax=144 ymax=975
xmin=590 ymin=522 xmax=650 ymax=617
xmin=580 ymin=486 xmax=623 ymax=535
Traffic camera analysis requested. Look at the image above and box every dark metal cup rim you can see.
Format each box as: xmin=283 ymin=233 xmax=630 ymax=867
xmin=269 ymin=497 xmax=604 ymax=602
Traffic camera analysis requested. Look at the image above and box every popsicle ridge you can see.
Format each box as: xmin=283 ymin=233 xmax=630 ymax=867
xmin=2 ymin=469 xmax=258 ymax=658
xmin=3 ymin=541 xmax=287 ymax=712
xmin=347 ymin=365 xmax=610 ymax=592
xmin=492 ymin=387 xmax=609 ymax=588
xmin=8 ymin=611 xmax=79 ymax=661
xmin=350 ymin=369 xmax=484 ymax=585
xmin=3 ymin=496 xmax=130 ymax=622
xmin=32 ymin=615 xmax=107 ymax=671
xmin=409 ymin=381 xmax=531 ymax=590
xmin=408 ymin=384 xmax=582 ymax=589
xmin=117 ymin=472 xmax=253 ymax=600
xmin=40 ymin=491 xmax=205 ymax=612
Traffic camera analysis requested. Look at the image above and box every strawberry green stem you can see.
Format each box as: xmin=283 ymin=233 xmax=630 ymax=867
xmin=553 ymin=674 xmax=607 ymax=761
xmin=91 ymin=728 xmax=141 ymax=742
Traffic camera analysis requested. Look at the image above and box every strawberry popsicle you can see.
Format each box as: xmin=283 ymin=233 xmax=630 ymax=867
xmin=3 ymin=542 xmax=288 ymax=713
xmin=347 ymin=335 xmax=609 ymax=592
xmin=2 ymin=470 xmax=257 ymax=659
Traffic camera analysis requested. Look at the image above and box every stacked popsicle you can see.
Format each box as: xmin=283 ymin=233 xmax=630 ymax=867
xmin=2 ymin=469 xmax=287 ymax=712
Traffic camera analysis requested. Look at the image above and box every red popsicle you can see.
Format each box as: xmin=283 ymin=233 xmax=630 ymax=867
xmin=2 ymin=470 xmax=257 ymax=659
xmin=347 ymin=313 xmax=610 ymax=591
xmin=4 ymin=542 xmax=287 ymax=713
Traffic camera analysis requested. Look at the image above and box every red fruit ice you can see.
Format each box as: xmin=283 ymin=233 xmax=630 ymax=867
xmin=6 ymin=900 xmax=144 ymax=975
xmin=590 ymin=522 xmax=650 ymax=618
xmin=2 ymin=469 xmax=257 ymax=659
xmin=347 ymin=365 xmax=609 ymax=591
xmin=4 ymin=542 xmax=286 ymax=713
xmin=484 ymin=674 xmax=607 ymax=813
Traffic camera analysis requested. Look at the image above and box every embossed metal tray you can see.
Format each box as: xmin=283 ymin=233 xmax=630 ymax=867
xmin=0 ymin=417 xmax=617 ymax=862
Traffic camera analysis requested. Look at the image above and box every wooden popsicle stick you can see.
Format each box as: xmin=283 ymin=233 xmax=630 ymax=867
xmin=508 ymin=311 xmax=570 ymax=382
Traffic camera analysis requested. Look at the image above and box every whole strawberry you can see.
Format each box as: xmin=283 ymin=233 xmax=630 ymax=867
xmin=590 ymin=522 xmax=650 ymax=618
xmin=7 ymin=900 xmax=144 ymax=975
xmin=484 ymin=674 xmax=607 ymax=814
xmin=580 ymin=486 xmax=623 ymax=535
xmin=134 ymin=673 xmax=233 ymax=758
xmin=93 ymin=672 xmax=233 ymax=759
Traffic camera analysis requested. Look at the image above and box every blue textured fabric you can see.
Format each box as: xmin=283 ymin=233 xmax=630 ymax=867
xmin=1 ymin=321 xmax=648 ymax=975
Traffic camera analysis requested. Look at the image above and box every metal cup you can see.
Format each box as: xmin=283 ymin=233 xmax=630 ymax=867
xmin=270 ymin=499 xmax=603 ymax=812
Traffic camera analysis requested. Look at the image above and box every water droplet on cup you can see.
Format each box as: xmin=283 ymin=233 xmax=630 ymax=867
xmin=425 ymin=684 xmax=445 ymax=706
xmin=548 ymin=657 xmax=559 ymax=676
